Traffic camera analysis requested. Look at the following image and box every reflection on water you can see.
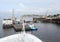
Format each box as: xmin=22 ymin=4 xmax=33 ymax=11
xmin=0 ymin=20 xmax=60 ymax=42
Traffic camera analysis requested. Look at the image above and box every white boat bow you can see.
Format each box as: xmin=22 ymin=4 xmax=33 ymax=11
xmin=0 ymin=32 xmax=42 ymax=42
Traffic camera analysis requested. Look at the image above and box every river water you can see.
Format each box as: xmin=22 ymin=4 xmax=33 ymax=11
xmin=0 ymin=14 xmax=60 ymax=42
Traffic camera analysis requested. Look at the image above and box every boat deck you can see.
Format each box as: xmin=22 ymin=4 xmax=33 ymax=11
xmin=13 ymin=23 xmax=32 ymax=31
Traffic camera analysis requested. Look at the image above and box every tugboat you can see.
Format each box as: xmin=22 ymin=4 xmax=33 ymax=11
xmin=0 ymin=20 xmax=42 ymax=42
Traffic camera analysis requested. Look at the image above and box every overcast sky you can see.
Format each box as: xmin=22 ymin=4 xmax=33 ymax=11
xmin=0 ymin=0 xmax=60 ymax=15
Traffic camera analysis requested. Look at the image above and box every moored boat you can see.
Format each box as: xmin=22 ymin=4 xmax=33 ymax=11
xmin=2 ymin=19 xmax=13 ymax=28
xmin=29 ymin=24 xmax=38 ymax=31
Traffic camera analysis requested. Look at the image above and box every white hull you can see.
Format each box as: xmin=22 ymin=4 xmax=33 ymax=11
xmin=0 ymin=33 xmax=42 ymax=42
xmin=2 ymin=19 xmax=13 ymax=25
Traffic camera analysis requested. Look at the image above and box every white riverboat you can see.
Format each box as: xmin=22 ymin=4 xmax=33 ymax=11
xmin=2 ymin=19 xmax=13 ymax=28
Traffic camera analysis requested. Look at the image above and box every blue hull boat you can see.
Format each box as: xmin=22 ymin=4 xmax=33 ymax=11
xmin=29 ymin=24 xmax=38 ymax=31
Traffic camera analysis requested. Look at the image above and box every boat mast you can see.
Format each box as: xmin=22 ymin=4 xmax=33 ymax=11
xmin=12 ymin=9 xmax=15 ymax=21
